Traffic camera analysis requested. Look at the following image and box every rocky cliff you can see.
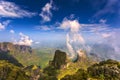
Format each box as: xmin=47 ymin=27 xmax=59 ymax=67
xmin=0 ymin=42 xmax=32 ymax=54
xmin=49 ymin=50 xmax=67 ymax=69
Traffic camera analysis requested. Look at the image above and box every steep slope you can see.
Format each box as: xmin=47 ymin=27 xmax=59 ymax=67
xmin=0 ymin=60 xmax=29 ymax=80
xmin=61 ymin=59 xmax=120 ymax=80
xmin=42 ymin=50 xmax=67 ymax=78
xmin=57 ymin=50 xmax=95 ymax=80
xmin=88 ymin=59 xmax=120 ymax=80
xmin=50 ymin=50 xmax=67 ymax=69
xmin=0 ymin=42 xmax=53 ymax=68
xmin=0 ymin=51 xmax=23 ymax=67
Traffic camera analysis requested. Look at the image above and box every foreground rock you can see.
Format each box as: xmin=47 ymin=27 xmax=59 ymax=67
xmin=0 ymin=60 xmax=29 ymax=80
xmin=49 ymin=50 xmax=67 ymax=69
xmin=88 ymin=59 xmax=120 ymax=80
xmin=61 ymin=59 xmax=120 ymax=80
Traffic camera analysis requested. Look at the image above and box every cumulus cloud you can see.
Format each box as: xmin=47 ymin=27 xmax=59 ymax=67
xmin=10 ymin=29 xmax=15 ymax=34
xmin=15 ymin=32 xmax=33 ymax=46
xmin=0 ymin=1 xmax=36 ymax=18
xmin=81 ymin=22 xmax=120 ymax=60
xmin=60 ymin=18 xmax=81 ymax=32
xmin=66 ymin=34 xmax=75 ymax=58
xmin=40 ymin=0 xmax=54 ymax=22
xmin=60 ymin=18 xmax=85 ymax=59
xmin=59 ymin=17 xmax=120 ymax=60
xmin=0 ymin=20 xmax=10 ymax=30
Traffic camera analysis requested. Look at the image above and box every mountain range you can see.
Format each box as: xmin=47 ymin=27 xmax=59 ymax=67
xmin=0 ymin=42 xmax=120 ymax=80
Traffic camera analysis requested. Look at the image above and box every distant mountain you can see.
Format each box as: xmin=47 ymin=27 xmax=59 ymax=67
xmin=0 ymin=42 xmax=32 ymax=54
xmin=0 ymin=42 xmax=34 ymax=66
xmin=0 ymin=48 xmax=120 ymax=80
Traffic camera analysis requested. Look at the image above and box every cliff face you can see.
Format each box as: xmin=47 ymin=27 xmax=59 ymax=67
xmin=0 ymin=43 xmax=23 ymax=66
xmin=49 ymin=50 xmax=67 ymax=69
xmin=0 ymin=50 xmax=23 ymax=67
xmin=0 ymin=42 xmax=35 ymax=66
xmin=77 ymin=50 xmax=87 ymax=62
xmin=0 ymin=42 xmax=32 ymax=54
xmin=0 ymin=42 xmax=13 ymax=52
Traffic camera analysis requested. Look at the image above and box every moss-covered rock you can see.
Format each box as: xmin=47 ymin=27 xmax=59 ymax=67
xmin=50 ymin=50 xmax=67 ymax=69
xmin=61 ymin=69 xmax=88 ymax=80
xmin=88 ymin=59 xmax=120 ymax=80
xmin=0 ymin=51 xmax=23 ymax=67
xmin=0 ymin=60 xmax=29 ymax=80
xmin=24 ymin=65 xmax=41 ymax=80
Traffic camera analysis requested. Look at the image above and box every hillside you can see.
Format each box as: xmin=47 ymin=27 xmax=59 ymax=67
xmin=0 ymin=50 xmax=23 ymax=67
xmin=0 ymin=42 xmax=53 ymax=68
xmin=0 ymin=48 xmax=120 ymax=80
xmin=61 ymin=59 xmax=120 ymax=80
xmin=0 ymin=60 xmax=29 ymax=80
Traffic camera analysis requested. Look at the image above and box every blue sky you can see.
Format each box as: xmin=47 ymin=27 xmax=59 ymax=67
xmin=0 ymin=0 xmax=120 ymax=48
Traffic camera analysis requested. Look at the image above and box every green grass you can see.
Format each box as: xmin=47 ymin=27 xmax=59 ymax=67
xmin=10 ymin=48 xmax=54 ymax=68
xmin=57 ymin=58 xmax=96 ymax=80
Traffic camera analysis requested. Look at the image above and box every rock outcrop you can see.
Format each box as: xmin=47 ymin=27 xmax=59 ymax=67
xmin=49 ymin=50 xmax=67 ymax=69
xmin=0 ymin=60 xmax=29 ymax=80
xmin=88 ymin=59 xmax=120 ymax=79
xmin=0 ymin=42 xmax=32 ymax=54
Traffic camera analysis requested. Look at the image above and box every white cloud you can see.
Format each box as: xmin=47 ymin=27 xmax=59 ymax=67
xmin=34 ymin=41 xmax=40 ymax=44
xmin=101 ymin=29 xmax=120 ymax=59
xmin=0 ymin=20 xmax=10 ymax=30
xmin=60 ymin=18 xmax=85 ymax=59
xmin=81 ymin=23 xmax=109 ymax=33
xmin=0 ymin=1 xmax=36 ymax=18
xmin=101 ymin=33 xmax=111 ymax=38
xmin=60 ymin=18 xmax=108 ymax=34
xmin=99 ymin=19 xmax=107 ymax=24
xmin=15 ymin=32 xmax=33 ymax=46
xmin=35 ymin=25 xmax=51 ymax=31
xmin=0 ymin=23 xmax=5 ymax=30
xmin=58 ymin=17 xmax=120 ymax=60
xmin=81 ymin=22 xmax=120 ymax=59
xmin=66 ymin=34 xmax=76 ymax=58
xmin=10 ymin=29 xmax=15 ymax=34
xmin=60 ymin=18 xmax=81 ymax=32
xmin=40 ymin=0 xmax=53 ymax=22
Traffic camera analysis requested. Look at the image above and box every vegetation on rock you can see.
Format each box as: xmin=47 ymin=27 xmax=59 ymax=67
xmin=0 ymin=60 xmax=29 ymax=80
xmin=61 ymin=59 xmax=120 ymax=80
xmin=0 ymin=43 xmax=120 ymax=80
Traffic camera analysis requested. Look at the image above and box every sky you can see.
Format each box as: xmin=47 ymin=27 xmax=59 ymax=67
xmin=0 ymin=0 xmax=120 ymax=49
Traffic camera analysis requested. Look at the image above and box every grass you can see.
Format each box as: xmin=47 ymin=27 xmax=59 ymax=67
xmin=10 ymin=48 xmax=54 ymax=68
